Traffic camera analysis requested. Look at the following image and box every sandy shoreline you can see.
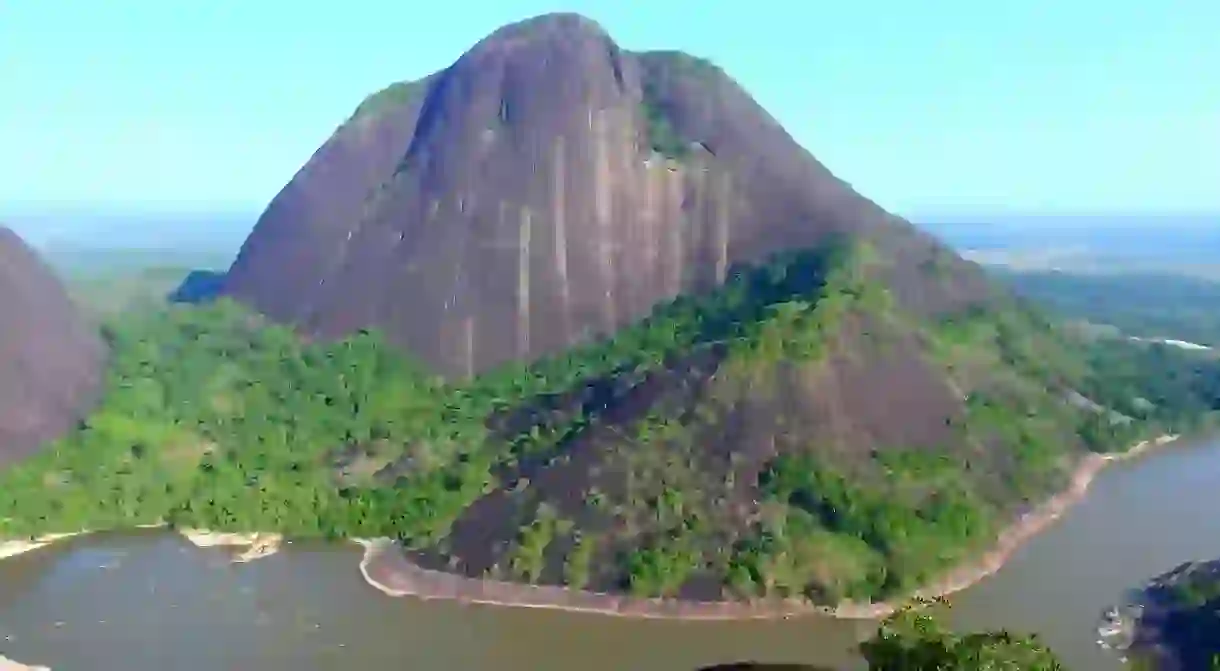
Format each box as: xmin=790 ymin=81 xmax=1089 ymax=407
xmin=0 ymin=526 xmax=283 ymax=565
xmin=357 ymin=433 xmax=1182 ymax=621
xmin=0 ymin=654 xmax=50 ymax=671
xmin=0 ymin=532 xmax=86 ymax=562
xmin=0 ymin=433 xmax=1182 ymax=623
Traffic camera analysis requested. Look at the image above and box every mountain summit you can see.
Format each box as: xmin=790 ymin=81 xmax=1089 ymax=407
xmin=0 ymin=227 xmax=104 ymax=465
xmin=224 ymin=12 xmax=988 ymax=377
xmin=197 ymin=14 xmax=1133 ymax=604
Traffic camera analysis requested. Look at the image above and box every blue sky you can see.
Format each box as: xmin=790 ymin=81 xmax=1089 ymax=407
xmin=3 ymin=1 xmax=1216 ymax=217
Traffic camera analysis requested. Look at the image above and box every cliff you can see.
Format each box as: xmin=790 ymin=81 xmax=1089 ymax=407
xmin=0 ymin=226 xmax=105 ymax=465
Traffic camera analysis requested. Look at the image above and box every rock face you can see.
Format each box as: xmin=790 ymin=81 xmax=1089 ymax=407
xmin=0 ymin=227 xmax=105 ymax=464
xmin=1106 ymin=559 xmax=1220 ymax=671
xmin=224 ymin=12 xmax=989 ymax=377
xmin=222 ymin=13 xmax=1110 ymax=602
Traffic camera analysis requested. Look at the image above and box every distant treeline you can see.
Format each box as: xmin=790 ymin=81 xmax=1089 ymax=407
xmin=993 ymin=268 xmax=1220 ymax=347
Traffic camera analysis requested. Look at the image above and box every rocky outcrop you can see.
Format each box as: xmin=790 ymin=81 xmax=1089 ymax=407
xmin=0 ymin=227 xmax=104 ymax=465
xmin=224 ymin=12 xmax=991 ymax=377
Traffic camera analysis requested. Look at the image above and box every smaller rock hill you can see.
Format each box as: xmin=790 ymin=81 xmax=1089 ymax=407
xmin=0 ymin=227 xmax=105 ymax=465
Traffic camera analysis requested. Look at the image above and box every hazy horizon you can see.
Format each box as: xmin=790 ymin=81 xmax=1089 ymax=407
xmin=3 ymin=208 xmax=1215 ymax=251
xmin=5 ymin=2 xmax=1217 ymax=216
xmin=0 ymin=210 xmax=256 ymax=251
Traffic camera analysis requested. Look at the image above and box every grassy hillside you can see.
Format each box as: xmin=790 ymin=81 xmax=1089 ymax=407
xmin=3 ymin=238 xmax=1216 ymax=609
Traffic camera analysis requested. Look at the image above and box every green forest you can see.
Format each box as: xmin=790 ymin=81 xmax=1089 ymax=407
xmin=3 ymin=242 xmax=1220 ymax=615
xmin=0 ymin=245 xmax=868 ymax=541
xmin=862 ymin=604 xmax=1065 ymax=671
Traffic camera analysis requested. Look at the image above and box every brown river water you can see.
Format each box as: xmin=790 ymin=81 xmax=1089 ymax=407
xmin=3 ymin=436 xmax=1219 ymax=671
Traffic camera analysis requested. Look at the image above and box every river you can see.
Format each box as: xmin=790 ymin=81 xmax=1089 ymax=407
xmin=2 ymin=436 xmax=1219 ymax=670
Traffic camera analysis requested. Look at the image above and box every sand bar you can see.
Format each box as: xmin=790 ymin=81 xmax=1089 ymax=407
xmin=0 ymin=653 xmax=50 ymax=671
xmin=0 ymin=527 xmax=282 ymax=564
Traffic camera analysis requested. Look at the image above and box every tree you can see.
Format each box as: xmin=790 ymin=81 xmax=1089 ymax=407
xmin=860 ymin=602 xmax=1065 ymax=671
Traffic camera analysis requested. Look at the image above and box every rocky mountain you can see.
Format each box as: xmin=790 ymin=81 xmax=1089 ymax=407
xmin=1104 ymin=558 xmax=1220 ymax=670
xmin=0 ymin=227 xmax=105 ymax=465
xmin=224 ymin=12 xmax=991 ymax=378
xmin=24 ymin=12 xmax=1175 ymax=606
xmin=697 ymin=665 xmax=826 ymax=670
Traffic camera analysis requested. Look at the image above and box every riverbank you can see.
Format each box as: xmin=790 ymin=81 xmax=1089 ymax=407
xmin=0 ymin=434 xmax=1182 ymax=622
xmin=0 ymin=527 xmax=283 ymax=565
xmin=0 ymin=654 xmax=49 ymax=671
xmin=0 ymin=532 xmax=85 ymax=562
xmin=356 ymin=434 xmax=1182 ymax=621
xmin=870 ymin=433 xmax=1180 ymax=618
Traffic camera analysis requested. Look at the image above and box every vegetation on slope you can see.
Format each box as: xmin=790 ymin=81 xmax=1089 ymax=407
xmin=0 ymin=242 xmax=855 ymax=536
xmin=347 ymin=79 xmax=429 ymax=124
xmin=637 ymin=50 xmax=722 ymax=161
xmin=2 ymin=239 xmax=1218 ymax=610
xmin=639 ymin=97 xmax=690 ymax=160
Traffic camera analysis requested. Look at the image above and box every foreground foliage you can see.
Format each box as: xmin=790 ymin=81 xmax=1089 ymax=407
xmin=698 ymin=607 xmax=1066 ymax=670
xmin=861 ymin=605 xmax=1065 ymax=670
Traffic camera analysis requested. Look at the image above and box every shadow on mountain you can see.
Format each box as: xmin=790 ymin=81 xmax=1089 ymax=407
xmin=1153 ymin=603 xmax=1220 ymax=671
xmin=169 ymin=269 xmax=227 ymax=304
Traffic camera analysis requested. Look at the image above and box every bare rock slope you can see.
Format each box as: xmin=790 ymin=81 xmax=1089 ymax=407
xmin=224 ymin=13 xmax=989 ymax=377
xmin=0 ymin=227 xmax=105 ymax=465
